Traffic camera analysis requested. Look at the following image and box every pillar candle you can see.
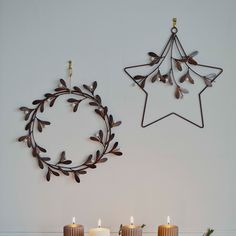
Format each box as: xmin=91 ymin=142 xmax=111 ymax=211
xmin=158 ymin=216 xmax=178 ymax=236
xmin=89 ymin=219 xmax=110 ymax=236
xmin=121 ymin=216 xmax=142 ymax=236
xmin=64 ymin=217 xmax=84 ymax=236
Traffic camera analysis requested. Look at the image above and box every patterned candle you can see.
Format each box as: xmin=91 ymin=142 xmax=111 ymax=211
xmin=64 ymin=217 xmax=84 ymax=236
xmin=121 ymin=217 xmax=142 ymax=236
xmin=158 ymin=216 xmax=178 ymax=236
xmin=89 ymin=219 xmax=110 ymax=236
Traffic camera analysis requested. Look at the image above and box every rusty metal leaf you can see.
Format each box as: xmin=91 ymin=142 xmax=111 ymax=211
xmin=89 ymin=102 xmax=98 ymax=106
xmin=27 ymin=137 xmax=32 ymax=148
xmin=179 ymin=73 xmax=187 ymax=83
xmin=20 ymin=107 xmax=29 ymax=112
xmin=134 ymin=75 xmax=146 ymax=81
xmin=113 ymin=121 xmax=122 ymax=127
xmin=148 ymin=52 xmax=159 ymax=58
xmin=40 ymin=103 xmax=44 ymax=113
xmin=32 ymin=100 xmax=42 ymax=105
xmin=38 ymin=145 xmax=46 ymax=153
xmin=44 ymin=93 xmax=53 ymax=98
xmin=95 ymin=95 xmax=101 ymax=104
xmin=18 ymin=135 xmax=27 ymax=142
xmin=90 ymin=136 xmax=99 ymax=142
xmin=175 ymin=60 xmax=182 ymax=71
xmin=99 ymin=158 xmax=108 ymax=163
xmin=95 ymin=109 xmax=103 ymax=117
xmin=92 ymin=81 xmax=97 ymax=91
xmin=32 ymin=148 xmax=37 ymax=157
xmin=99 ymin=130 xmax=103 ymax=141
xmin=112 ymin=142 xmax=118 ymax=151
xmin=41 ymin=157 xmax=51 ymax=161
xmin=178 ymin=58 xmax=188 ymax=63
xmin=25 ymin=121 xmax=31 ymax=130
xmin=73 ymin=86 xmax=82 ymax=93
xmin=67 ymin=98 xmax=79 ymax=103
xmin=140 ymin=79 xmax=146 ymax=88
xmin=51 ymin=169 xmax=60 ymax=176
xmin=168 ymin=70 xmax=173 ymax=85
xmin=55 ymin=87 xmax=67 ymax=92
xmin=37 ymin=120 xmax=42 ymax=132
xmin=24 ymin=112 xmax=31 ymax=121
xmin=73 ymin=103 xmax=79 ymax=112
xmin=103 ymin=106 xmax=108 ymax=114
xmin=150 ymin=57 xmax=160 ymax=66
xmin=85 ymin=155 xmax=93 ymax=164
xmin=150 ymin=73 xmax=158 ymax=83
xmin=38 ymin=159 xmax=44 ymax=169
xmin=83 ymin=84 xmax=91 ymax=92
xmin=187 ymin=72 xmax=194 ymax=84
xmin=60 ymin=151 xmax=66 ymax=162
xmin=96 ymin=150 xmax=100 ymax=159
xmin=175 ymin=87 xmax=181 ymax=99
xmin=188 ymin=51 xmax=198 ymax=58
xmin=159 ymin=72 xmax=166 ymax=83
xmin=46 ymin=170 xmax=51 ymax=181
xmin=112 ymin=151 xmax=122 ymax=156
xmin=49 ymin=97 xmax=56 ymax=107
xmin=60 ymin=168 xmax=69 ymax=176
xmin=60 ymin=79 xmax=67 ymax=87
xmin=188 ymin=57 xmax=198 ymax=65
xmin=205 ymin=73 xmax=216 ymax=79
xmin=74 ymin=172 xmax=80 ymax=183
xmin=41 ymin=120 xmax=50 ymax=126
xmin=109 ymin=133 xmax=115 ymax=141
xmin=204 ymin=78 xmax=213 ymax=87
xmin=88 ymin=164 xmax=96 ymax=169
xmin=60 ymin=160 xmax=72 ymax=165
xmin=109 ymin=115 xmax=113 ymax=125
xmin=180 ymin=87 xmax=189 ymax=94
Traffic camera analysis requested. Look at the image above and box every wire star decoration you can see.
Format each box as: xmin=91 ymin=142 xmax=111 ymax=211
xmin=124 ymin=20 xmax=223 ymax=128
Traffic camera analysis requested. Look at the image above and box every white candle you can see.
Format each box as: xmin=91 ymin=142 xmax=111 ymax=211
xmin=89 ymin=219 xmax=110 ymax=236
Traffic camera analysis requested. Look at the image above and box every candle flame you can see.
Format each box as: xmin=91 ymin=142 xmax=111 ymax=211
xmin=130 ymin=216 xmax=134 ymax=225
xmin=167 ymin=216 xmax=170 ymax=224
xmin=72 ymin=217 xmax=76 ymax=224
xmin=98 ymin=218 xmax=101 ymax=228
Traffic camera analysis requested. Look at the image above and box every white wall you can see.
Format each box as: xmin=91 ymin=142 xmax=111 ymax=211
xmin=0 ymin=0 xmax=235 ymax=235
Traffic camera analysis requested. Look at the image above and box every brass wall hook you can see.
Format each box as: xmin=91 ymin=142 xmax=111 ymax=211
xmin=68 ymin=60 xmax=72 ymax=79
xmin=172 ymin=18 xmax=177 ymax=28
xmin=68 ymin=60 xmax=73 ymax=91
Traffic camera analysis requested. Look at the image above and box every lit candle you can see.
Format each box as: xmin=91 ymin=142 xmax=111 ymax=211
xmin=88 ymin=219 xmax=110 ymax=236
xmin=158 ymin=216 xmax=178 ymax=236
xmin=64 ymin=217 xmax=84 ymax=236
xmin=130 ymin=216 xmax=134 ymax=225
xmin=121 ymin=216 xmax=142 ymax=236
xmin=167 ymin=216 xmax=170 ymax=224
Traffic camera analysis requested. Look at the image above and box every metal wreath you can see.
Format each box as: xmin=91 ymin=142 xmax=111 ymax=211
xmin=19 ymin=74 xmax=122 ymax=183
xmin=124 ymin=19 xmax=223 ymax=128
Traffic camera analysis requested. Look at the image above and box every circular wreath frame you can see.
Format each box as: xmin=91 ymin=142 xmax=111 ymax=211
xmin=18 ymin=79 xmax=122 ymax=183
